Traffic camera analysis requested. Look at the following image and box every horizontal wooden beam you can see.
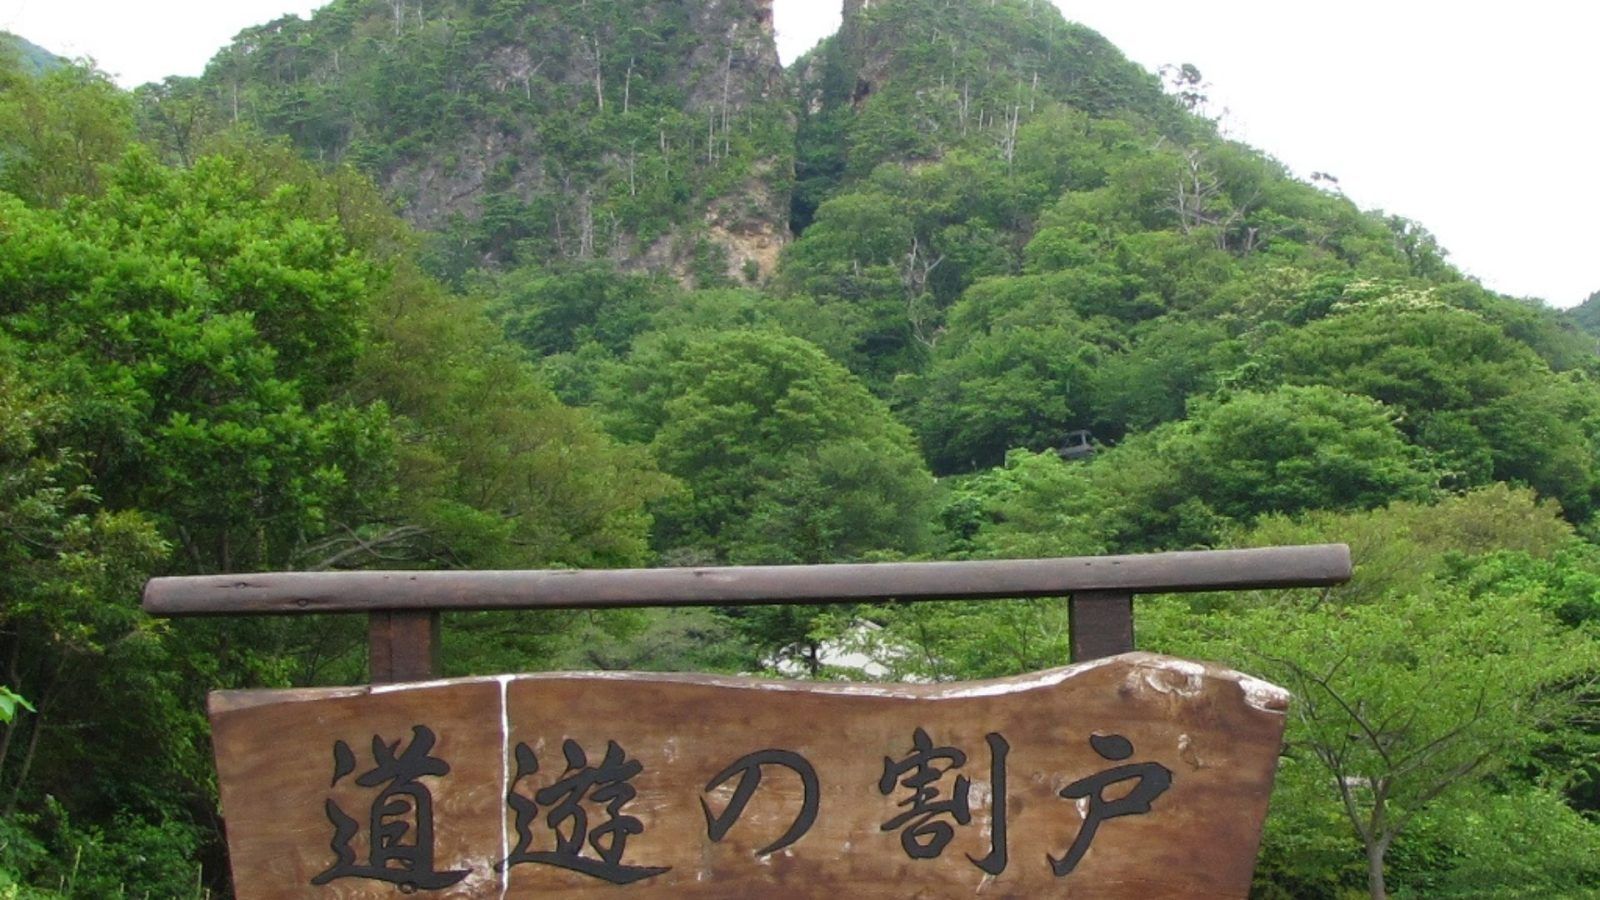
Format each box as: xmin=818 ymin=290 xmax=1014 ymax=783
xmin=143 ymin=545 xmax=1350 ymax=618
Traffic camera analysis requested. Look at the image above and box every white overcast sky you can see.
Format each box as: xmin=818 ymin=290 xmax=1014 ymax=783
xmin=3 ymin=0 xmax=1595 ymax=307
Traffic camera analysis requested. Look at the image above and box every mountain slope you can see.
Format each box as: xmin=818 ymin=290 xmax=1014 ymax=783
xmin=792 ymin=0 xmax=1191 ymax=228
xmin=159 ymin=0 xmax=794 ymax=283
xmin=0 ymin=31 xmax=65 ymax=76
xmin=1568 ymin=289 xmax=1600 ymax=337
xmin=159 ymin=0 xmax=1596 ymax=469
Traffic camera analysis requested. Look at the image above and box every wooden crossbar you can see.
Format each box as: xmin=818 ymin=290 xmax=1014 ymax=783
xmin=142 ymin=544 xmax=1351 ymax=682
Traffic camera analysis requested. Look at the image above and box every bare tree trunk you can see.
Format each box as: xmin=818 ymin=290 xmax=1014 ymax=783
xmin=589 ymin=34 xmax=605 ymax=112
xmin=301 ymin=524 xmax=430 ymax=571
xmin=1172 ymin=148 xmax=1222 ymax=236
xmin=1366 ymin=836 xmax=1391 ymax=900
xmin=721 ymin=49 xmax=733 ymax=159
xmin=623 ymin=57 xmax=634 ymax=114
xmin=998 ymin=104 xmax=1020 ymax=168
xmin=1241 ymin=225 xmax=1260 ymax=255
xmin=902 ymin=236 xmax=946 ymax=348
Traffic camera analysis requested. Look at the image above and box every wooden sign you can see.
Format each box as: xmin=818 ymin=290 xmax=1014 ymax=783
xmin=210 ymin=652 xmax=1289 ymax=898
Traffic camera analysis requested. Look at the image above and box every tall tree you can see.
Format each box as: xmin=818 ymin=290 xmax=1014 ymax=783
xmin=602 ymin=329 xmax=934 ymax=564
xmin=1150 ymin=575 xmax=1600 ymax=899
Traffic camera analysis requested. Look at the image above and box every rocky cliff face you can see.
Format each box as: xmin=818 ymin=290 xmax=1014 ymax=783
xmin=681 ymin=0 xmax=791 ymax=280
xmin=189 ymin=0 xmax=794 ymax=282
xmin=180 ymin=0 xmax=1180 ymax=280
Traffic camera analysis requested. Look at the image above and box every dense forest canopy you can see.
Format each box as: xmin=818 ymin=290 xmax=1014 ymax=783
xmin=3 ymin=1 xmax=1600 ymax=897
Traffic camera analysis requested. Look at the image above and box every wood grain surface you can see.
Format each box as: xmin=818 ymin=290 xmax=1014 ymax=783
xmin=211 ymin=653 xmax=1289 ymax=898
xmin=149 ymin=545 xmax=1352 ymax=615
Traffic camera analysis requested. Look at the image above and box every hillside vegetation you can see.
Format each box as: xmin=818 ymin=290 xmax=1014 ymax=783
xmin=2 ymin=1 xmax=1599 ymax=897
xmin=1569 ymin=288 xmax=1600 ymax=338
xmin=0 ymin=32 xmax=63 ymax=77
xmin=148 ymin=0 xmax=795 ymax=285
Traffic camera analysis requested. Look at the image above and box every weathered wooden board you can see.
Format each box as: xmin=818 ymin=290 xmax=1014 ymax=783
xmin=211 ymin=652 xmax=1289 ymax=898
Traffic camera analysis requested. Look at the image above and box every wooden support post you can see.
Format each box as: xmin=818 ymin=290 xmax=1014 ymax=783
xmin=368 ymin=611 xmax=440 ymax=684
xmin=1069 ymin=590 xmax=1134 ymax=662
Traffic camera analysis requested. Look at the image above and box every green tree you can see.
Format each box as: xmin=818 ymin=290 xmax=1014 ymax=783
xmin=0 ymin=56 xmax=133 ymax=205
xmin=1240 ymin=485 xmax=1575 ymax=605
xmin=354 ymin=266 xmax=673 ymax=571
xmin=0 ymin=32 xmax=65 ymax=77
xmin=1150 ymin=491 xmax=1599 ymax=897
xmin=1090 ymin=316 xmax=1245 ymax=435
xmin=1391 ymin=784 xmax=1600 ymax=898
xmin=0 ymin=153 xmax=393 ymax=573
xmin=913 ymin=278 xmax=1120 ymax=472
xmin=1169 ymin=387 xmax=1433 ymax=520
xmin=1265 ymin=301 xmax=1600 ymax=518
xmin=0 ymin=138 xmax=679 ymax=895
xmin=602 ymin=329 xmax=933 ymax=564
xmin=163 ymin=137 xmax=678 ymax=572
xmin=1567 ymin=288 xmax=1600 ymax=339
xmin=778 ymin=190 xmax=916 ymax=381
xmin=1471 ymin=375 xmax=1600 ymax=523
xmin=598 ymin=328 xmax=935 ymax=671
xmin=0 ymin=346 xmax=177 ymax=893
xmin=1149 ymin=583 xmax=1599 ymax=900
xmin=1 ymin=152 xmax=390 ymax=894
xmin=937 ymin=449 xmax=1112 ymax=560
xmin=1265 ymin=302 xmax=1544 ymax=430
xmin=1082 ymin=385 xmax=1434 ymax=548
xmin=485 ymin=262 xmax=666 ymax=358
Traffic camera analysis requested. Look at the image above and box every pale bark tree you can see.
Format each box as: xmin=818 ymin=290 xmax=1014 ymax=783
xmin=902 ymin=236 xmax=946 ymax=349
xmin=588 ymin=33 xmax=605 ymax=112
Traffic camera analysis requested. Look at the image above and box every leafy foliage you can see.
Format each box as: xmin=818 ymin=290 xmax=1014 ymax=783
xmin=0 ymin=53 xmax=133 ymax=205
xmin=2 ymin=152 xmax=392 ymax=573
xmin=7 ymin=1 xmax=1600 ymax=896
xmin=1565 ymin=288 xmax=1600 ymax=339
xmin=600 ymin=329 xmax=933 ymax=564
xmin=0 ymin=53 xmax=671 ymax=896
xmin=1163 ymin=585 xmax=1598 ymax=898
